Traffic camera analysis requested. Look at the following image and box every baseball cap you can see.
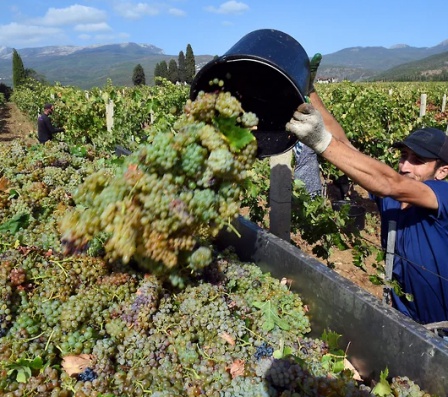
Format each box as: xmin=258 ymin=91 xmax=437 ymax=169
xmin=43 ymin=103 xmax=53 ymax=109
xmin=393 ymin=127 xmax=448 ymax=164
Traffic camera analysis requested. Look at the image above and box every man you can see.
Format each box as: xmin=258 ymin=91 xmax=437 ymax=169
xmin=37 ymin=103 xmax=65 ymax=143
xmin=286 ymin=99 xmax=448 ymax=326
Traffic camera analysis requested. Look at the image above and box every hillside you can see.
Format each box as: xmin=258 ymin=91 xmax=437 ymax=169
xmin=0 ymin=39 xmax=447 ymax=88
xmin=371 ymin=51 xmax=448 ymax=81
xmin=0 ymin=43 xmax=215 ymax=89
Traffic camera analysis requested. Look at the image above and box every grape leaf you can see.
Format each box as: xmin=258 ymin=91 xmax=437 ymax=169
xmin=0 ymin=213 xmax=30 ymax=234
xmin=214 ymin=117 xmax=255 ymax=152
xmin=253 ymin=300 xmax=290 ymax=331
xmin=372 ymin=368 xmax=392 ymax=396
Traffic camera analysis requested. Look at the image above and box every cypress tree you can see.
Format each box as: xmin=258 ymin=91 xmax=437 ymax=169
xmin=168 ymin=59 xmax=179 ymax=83
xmin=12 ymin=49 xmax=26 ymax=89
xmin=159 ymin=61 xmax=168 ymax=79
xmin=185 ymin=44 xmax=196 ymax=84
xmin=178 ymin=51 xmax=186 ymax=83
xmin=132 ymin=64 xmax=146 ymax=86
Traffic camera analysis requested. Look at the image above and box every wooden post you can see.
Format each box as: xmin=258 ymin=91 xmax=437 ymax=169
xmin=269 ymin=150 xmax=292 ymax=241
xmin=419 ymin=94 xmax=427 ymax=117
xmin=106 ymin=100 xmax=114 ymax=132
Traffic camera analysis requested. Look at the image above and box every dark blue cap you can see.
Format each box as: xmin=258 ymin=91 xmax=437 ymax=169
xmin=393 ymin=127 xmax=448 ymax=164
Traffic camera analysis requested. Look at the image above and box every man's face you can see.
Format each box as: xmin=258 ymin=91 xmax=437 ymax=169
xmin=398 ymin=148 xmax=439 ymax=181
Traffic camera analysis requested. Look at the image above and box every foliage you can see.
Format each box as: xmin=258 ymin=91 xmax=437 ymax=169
xmin=12 ymin=49 xmax=26 ymax=89
xmin=154 ymin=60 xmax=168 ymax=85
xmin=168 ymin=59 xmax=179 ymax=83
xmin=11 ymin=78 xmax=189 ymax=152
xmin=178 ymin=50 xmax=186 ymax=83
xmin=0 ymin=83 xmax=13 ymax=101
xmin=185 ymin=44 xmax=196 ymax=84
xmin=132 ymin=64 xmax=146 ymax=86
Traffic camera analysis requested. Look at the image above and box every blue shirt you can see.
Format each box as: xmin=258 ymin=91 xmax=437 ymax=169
xmin=373 ymin=180 xmax=448 ymax=324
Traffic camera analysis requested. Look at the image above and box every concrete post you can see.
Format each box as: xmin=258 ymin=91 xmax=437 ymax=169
xmin=269 ymin=150 xmax=292 ymax=241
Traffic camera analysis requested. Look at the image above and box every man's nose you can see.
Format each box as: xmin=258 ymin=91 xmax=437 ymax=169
xmin=399 ymin=158 xmax=413 ymax=173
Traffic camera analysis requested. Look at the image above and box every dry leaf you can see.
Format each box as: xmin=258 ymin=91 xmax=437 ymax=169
xmin=219 ymin=332 xmax=235 ymax=346
xmin=62 ymin=354 xmax=93 ymax=377
xmin=0 ymin=177 xmax=9 ymax=192
xmin=344 ymin=358 xmax=363 ymax=381
xmin=227 ymin=359 xmax=245 ymax=379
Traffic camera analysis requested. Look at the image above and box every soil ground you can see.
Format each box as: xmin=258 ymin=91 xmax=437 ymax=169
xmin=0 ymin=102 xmax=384 ymax=299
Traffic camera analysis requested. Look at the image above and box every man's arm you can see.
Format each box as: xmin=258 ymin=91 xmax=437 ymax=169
xmin=309 ymin=91 xmax=353 ymax=148
xmin=43 ymin=115 xmax=64 ymax=134
xmin=287 ymin=103 xmax=439 ymax=209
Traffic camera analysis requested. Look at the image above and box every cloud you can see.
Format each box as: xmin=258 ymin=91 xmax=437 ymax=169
xmin=0 ymin=22 xmax=62 ymax=46
xmin=205 ymin=1 xmax=249 ymax=15
xmin=114 ymin=2 xmax=161 ymax=19
xmin=74 ymin=23 xmax=112 ymax=33
xmin=39 ymin=5 xmax=107 ymax=27
xmin=169 ymin=8 xmax=187 ymax=17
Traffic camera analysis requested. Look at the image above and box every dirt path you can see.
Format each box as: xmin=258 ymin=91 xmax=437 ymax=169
xmin=0 ymin=102 xmax=37 ymax=144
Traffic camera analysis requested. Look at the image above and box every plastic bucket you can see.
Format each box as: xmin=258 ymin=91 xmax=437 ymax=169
xmin=190 ymin=29 xmax=311 ymax=158
xmin=332 ymin=200 xmax=366 ymax=232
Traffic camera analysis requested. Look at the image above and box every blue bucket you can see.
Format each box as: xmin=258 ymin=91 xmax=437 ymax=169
xmin=190 ymin=29 xmax=311 ymax=158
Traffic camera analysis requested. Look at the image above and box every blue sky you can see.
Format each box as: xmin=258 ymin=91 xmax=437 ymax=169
xmin=1 ymin=1 xmax=447 ymax=57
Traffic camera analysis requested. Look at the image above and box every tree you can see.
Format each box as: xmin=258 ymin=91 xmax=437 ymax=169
xmin=178 ymin=51 xmax=186 ymax=83
xmin=185 ymin=44 xmax=196 ymax=84
xmin=168 ymin=59 xmax=179 ymax=84
xmin=12 ymin=49 xmax=26 ymax=89
xmin=132 ymin=64 xmax=146 ymax=86
xmin=154 ymin=61 xmax=168 ymax=85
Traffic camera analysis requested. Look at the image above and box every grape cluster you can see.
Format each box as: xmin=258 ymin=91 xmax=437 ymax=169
xmin=59 ymin=88 xmax=259 ymax=285
xmin=77 ymin=367 xmax=97 ymax=382
xmin=254 ymin=342 xmax=274 ymax=360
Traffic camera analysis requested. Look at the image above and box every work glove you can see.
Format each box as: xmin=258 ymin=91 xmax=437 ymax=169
xmin=308 ymin=53 xmax=322 ymax=94
xmin=286 ymin=103 xmax=332 ymax=154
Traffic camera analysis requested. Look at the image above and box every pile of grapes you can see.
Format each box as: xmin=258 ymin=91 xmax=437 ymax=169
xmin=0 ymin=90 xmax=436 ymax=396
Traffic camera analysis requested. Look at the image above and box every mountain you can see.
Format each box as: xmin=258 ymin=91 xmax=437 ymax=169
xmin=370 ymin=50 xmax=448 ymax=81
xmin=0 ymin=42 xmax=215 ymax=89
xmin=0 ymin=39 xmax=447 ymax=89
xmin=316 ymin=39 xmax=448 ymax=81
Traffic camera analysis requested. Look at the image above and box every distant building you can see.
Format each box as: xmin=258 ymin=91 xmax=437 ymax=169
xmin=316 ymin=77 xmax=338 ymax=84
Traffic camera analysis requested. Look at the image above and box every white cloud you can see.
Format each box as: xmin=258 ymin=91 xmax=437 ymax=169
xmin=0 ymin=22 xmax=62 ymax=46
xmin=205 ymin=1 xmax=249 ymax=15
xmin=114 ymin=2 xmax=161 ymax=19
xmin=41 ymin=5 xmax=107 ymax=26
xmin=74 ymin=23 xmax=112 ymax=33
xmin=169 ymin=8 xmax=186 ymax=17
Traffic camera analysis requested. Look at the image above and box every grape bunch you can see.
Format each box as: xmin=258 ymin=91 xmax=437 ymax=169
xmin=60 ymin=86 xmax=259 ymax=286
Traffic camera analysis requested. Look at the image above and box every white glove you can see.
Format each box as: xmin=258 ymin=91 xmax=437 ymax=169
xmin=286 ymin=103 xmax=332 ymax=154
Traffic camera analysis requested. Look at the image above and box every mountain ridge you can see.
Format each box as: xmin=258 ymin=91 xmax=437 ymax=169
xmin=0 ymin=39 xmax=447 ymax=88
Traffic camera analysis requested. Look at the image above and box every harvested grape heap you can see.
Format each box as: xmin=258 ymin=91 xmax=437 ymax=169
xmin=0 ymin=91 xmax=437 ymax=396
xmin=59 ymin=88 xmax=259 ymax=286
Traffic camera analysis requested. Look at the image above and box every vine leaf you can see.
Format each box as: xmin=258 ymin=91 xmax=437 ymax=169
xmin=253 ymin=300 xmax=290 ymax=331
xmin=214 ymin=116 xmax=255 ymax=152
xmin=372 ymin=368 xmax=393 ymax=396
xmin=0 ymin=213 xmax=30 ymax=234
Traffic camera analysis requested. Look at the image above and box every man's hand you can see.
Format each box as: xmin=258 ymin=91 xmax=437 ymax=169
xmin=286 ymin=103 xmax=332 ymax=154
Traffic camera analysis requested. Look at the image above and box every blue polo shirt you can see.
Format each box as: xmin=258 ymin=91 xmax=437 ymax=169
xmin=372 ymin=180 xmax=448 ymax=324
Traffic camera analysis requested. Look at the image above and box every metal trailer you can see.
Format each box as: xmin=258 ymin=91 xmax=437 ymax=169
xmin=216 ymin=216 xmax=448 ymax=396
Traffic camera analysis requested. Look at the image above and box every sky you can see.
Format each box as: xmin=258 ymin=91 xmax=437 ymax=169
xmin=1 ymin=1 xmax=447 ymax=57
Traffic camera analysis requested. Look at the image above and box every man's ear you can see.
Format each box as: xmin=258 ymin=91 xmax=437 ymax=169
xmin=435 ymin=164 xmax=448 ymax=180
